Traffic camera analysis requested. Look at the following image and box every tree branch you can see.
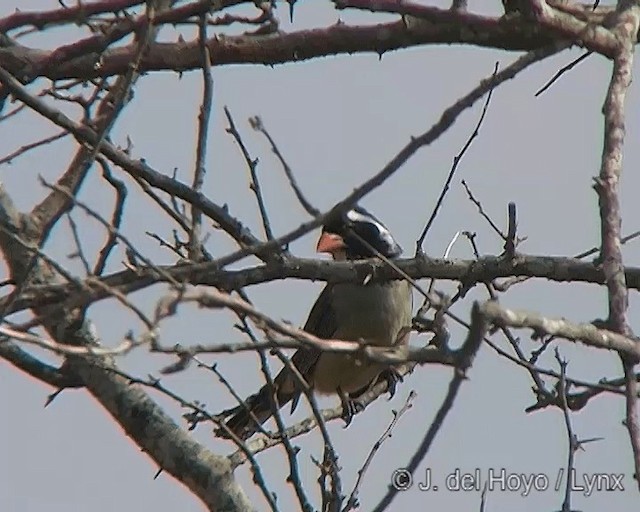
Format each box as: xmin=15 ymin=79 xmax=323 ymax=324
xmin=594 ymin=0 xmax=640 ymax=491
xmin=0 ymin=12 xmax=585 ymax=81
xmin=479 ymin=299 xmax=640 ymax=359
xmin=0 ymin=339 xmax=83 ymax=389
xmin=5 ymin=252 xmax=640 ymax=316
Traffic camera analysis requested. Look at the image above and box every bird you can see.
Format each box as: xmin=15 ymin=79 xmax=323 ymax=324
xmin=218 ymin=206 xmax=413 ymax=440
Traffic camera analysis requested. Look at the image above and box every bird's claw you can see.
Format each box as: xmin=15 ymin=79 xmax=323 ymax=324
xmin=339 ymin=387 xmax=364 ymax=427
xmin=341 ymin=399 xmax=364 ymax=427
xmin=381 ymin=367 xmax=404 ymax=400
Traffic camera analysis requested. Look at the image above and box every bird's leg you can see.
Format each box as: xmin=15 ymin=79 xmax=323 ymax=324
xmin=338 ymin=386 xmax=364 ymax=427
xmin=380 ymin=366 xmax=404 ymax=399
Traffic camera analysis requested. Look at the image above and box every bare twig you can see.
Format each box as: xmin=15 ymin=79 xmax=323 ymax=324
xmin=575 ymin=229 xmax=640 ymax=259
xmin=232 ymin=293 xmax=312 ymax=512
xmin=0 ymin=131 xmax=67 ymax=166
xmin=460 ymin=230 xmax=551 ymax=410
xmin=189 ymin=14 xmax=214 ymax=261
xmin=415 ymin=62 xmax=498 ymax=254
xmin=230 ymin=360 xmax=418 ymax=466
xmin=479 ymin=481 xmax=488 ymax=512
xmin=0 ymin=0 xmax=143 ymax=32
xmin=371 ymin=303 xmax=486 ymax=512
xmin=0 ymin=103 xmax=25 ymax=122
xmin=461 ymin=179 xmax=506 ymax=240
xmin=504 ymin=201 xmax=517 ymax=257
xmin=65 ymin=213 xmax=92 ymax=274
xmin=154 ymin=288 xmax=460 ymax=369
xmin=0 ymin=325 xmax=151 ymax=357
xmin=93 ymin=157 xmax=128 ymax=276
xmin=535 ymin=51 xmax=592 ymax=97
xmin=190 ymin=357 xmax=280 ymax=511
xmin=39 ymin=178 xmax=179 ymax=288
xmin=343 ymin=391 xmax=416 ymax=512
xmin=250 ymin=115 xmax=320 ymax=217
xmin=224 ymin=107 xmax=274 ymax=242
xmin=556 ymin=350 xmax=577 ymax=512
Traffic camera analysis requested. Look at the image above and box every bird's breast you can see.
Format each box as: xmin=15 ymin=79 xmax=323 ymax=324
xmin=330 ymin=280 xmax=412 ymax=347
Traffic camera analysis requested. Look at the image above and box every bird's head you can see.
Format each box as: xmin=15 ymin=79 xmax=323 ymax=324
xmin=316 ymin=206 xmax=402 ymax=261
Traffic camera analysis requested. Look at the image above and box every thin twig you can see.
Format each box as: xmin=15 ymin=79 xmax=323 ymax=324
xmin=495 ymin=228 xmax=640 ymax=292
xmin=0 ymin=131 xmax=67 ymax=166
xmin=224 ymin=107 xmax=275 ymax=241
xmin=460 ymin=230 xmax=551 ymax=406
xmin=146 ymin=231 xmax=186 ymax=259
xmin=461 ymin=179 xmax=506 ymax=240
xmin=30 ymin=5 xmax=156 ymax=245
xmin=504 ymin=202 xmax=517 ymax=257
xmin=415 ymin=62 xmax=498 ymax=254
xmin=250 ymin=115 xmax=320 ymax=217
xmin=189 ymin=14 xmax=213 ymax=261
xmin=0 ymin=325 xmax=150 ymax=356
xmin=230 ymin=361 xmax=418 ymax=466
xmin=535 ymin=51 xmax=592 ymax=97
xmin=65 ymin=213 xmax=92 ymax=275
xmin=93 ymin=157 xmax=127 ymax=276
xmin=556 ymin=349 xmax=577 ymax=512
xmin=0 ymin=103 xmax=25 ymax=122
xmin=238 ymin=294 xmax=312 ymax=512
xmin=194 ymin=354 xmax=281 ymax=511
xmin=575 ymin=229 xmax=640 ymax=259
xmin=371 ymin=303 xmax=486 ymax=512
xmin=39 ymin=177 xmax=179 ymax=288
xmin=343 ymin=391 xmax=416 ymax=512
xmin=128 ymin=170 xmax=191 ymax=232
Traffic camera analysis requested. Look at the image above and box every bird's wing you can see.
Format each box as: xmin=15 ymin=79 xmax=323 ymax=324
xmin=284 ymin=283 xmax=338 ymax=412
xmin=220 ymin=284 xmax=337 ymax=439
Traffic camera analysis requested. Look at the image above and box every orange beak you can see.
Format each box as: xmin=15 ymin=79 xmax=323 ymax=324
xmin=316 ymin=232 xmax=346 ymax=255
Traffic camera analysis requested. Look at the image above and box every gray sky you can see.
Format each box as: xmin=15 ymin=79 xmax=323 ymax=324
xmin=1 ymin=0 xmax=637 ymax=510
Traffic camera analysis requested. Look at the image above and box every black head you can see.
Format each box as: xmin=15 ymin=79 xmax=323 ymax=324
xmin=316 ymin=206 xmax=402 ymax=260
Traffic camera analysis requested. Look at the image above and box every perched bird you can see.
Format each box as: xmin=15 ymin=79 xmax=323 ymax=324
xmin=219 ymin=206 xmax=413 ymax=440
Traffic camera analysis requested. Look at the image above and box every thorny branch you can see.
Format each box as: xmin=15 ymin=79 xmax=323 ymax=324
xmin=5 ymin=252 xmax=640 ymax=318
xmin=0 ymin=1 xmax=623 ymax=82
xmin=594 ymin=0 xmax=640 ymax=491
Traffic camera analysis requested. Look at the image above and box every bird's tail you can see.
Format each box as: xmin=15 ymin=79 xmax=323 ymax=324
xmin=217 ymin=380 xmax=301 ymax=440
xmin=217 ymin=387 xmax=275 ymax=440
xmin=216 ymin=348 xmax=318 ymax=440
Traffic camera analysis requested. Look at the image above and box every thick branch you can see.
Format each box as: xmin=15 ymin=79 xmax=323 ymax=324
xmin=479 ymin=300 xmax=640 ymax=360
xmin=0 ymin=17 xmax=567 ymax=81
xmin=0 ymin=0 xmax=143 ymax=32
xmin=0 ymin=340 xmax=82 ymax=388
xmin=4 ymin=253 xmax=640 ymax=316
xmin=595 ymin=1 xmax=640 ymax=491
